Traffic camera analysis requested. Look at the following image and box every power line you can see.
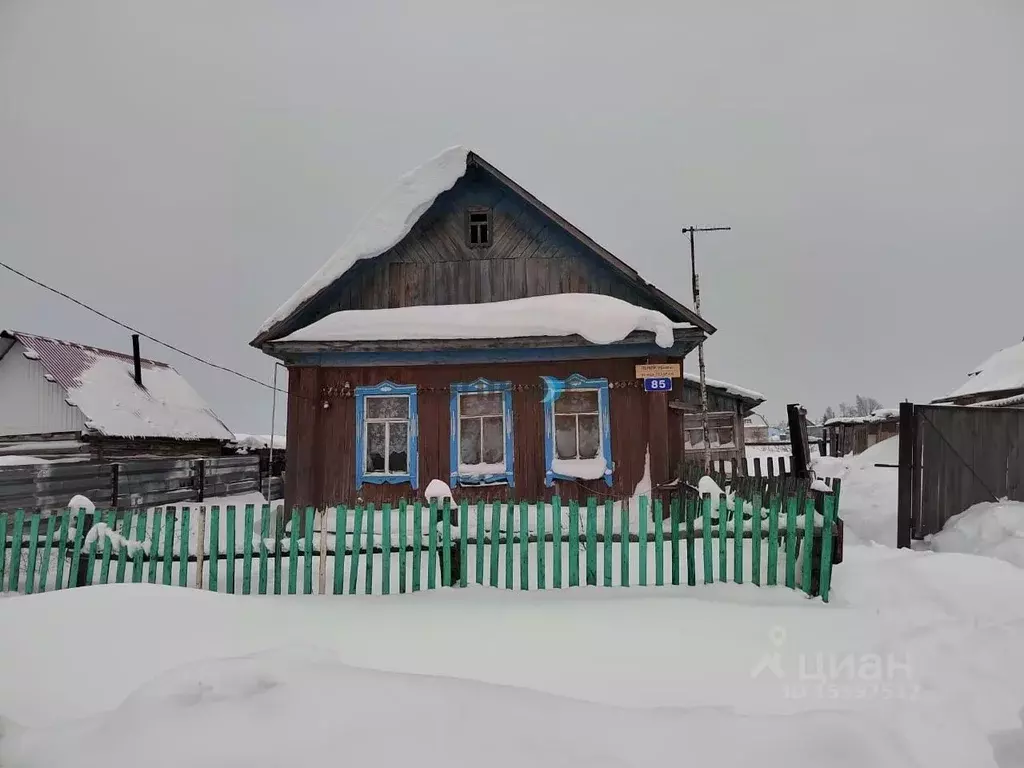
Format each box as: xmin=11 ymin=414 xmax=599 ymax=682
xmin=0 ymin=258 xmax=287 ymax=395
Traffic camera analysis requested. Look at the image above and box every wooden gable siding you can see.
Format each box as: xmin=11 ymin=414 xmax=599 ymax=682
xmin=284 ymin=355 xmax=675 ymax=509
xmin=677 ymin=382 xmax=745 ymax=415
xmin=285 ymin=166 xmax=668 ymax=333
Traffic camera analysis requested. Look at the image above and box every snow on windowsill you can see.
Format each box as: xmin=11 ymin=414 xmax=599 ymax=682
xmin=457 ymin=463 xmax=507 ymax=477
xmin=551 ymin=457 xmax=608 ymax=480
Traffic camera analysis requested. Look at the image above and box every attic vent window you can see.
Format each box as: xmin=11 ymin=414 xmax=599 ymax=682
xmin=467 ymin=208 xmax=491 ymax=247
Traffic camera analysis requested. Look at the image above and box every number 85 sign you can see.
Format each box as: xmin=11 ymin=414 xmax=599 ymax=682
xmin=643 ymin=377 xmax=673 ymax=392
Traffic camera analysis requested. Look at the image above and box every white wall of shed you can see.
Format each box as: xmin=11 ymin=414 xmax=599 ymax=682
xmin=0 ymin=341 xmax=86 ymax=436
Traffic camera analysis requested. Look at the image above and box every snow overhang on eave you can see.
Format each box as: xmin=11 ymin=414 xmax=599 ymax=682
xmin=262 ymin=327 xmax=706 ymax=363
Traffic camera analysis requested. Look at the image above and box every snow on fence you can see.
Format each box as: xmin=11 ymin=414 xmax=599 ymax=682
xmin=0 ymin=485 xmax=843 ymax=602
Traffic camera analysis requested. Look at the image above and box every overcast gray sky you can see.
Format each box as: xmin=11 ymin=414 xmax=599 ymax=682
xmin=2 ymin=0 xmax=1022 ymax=432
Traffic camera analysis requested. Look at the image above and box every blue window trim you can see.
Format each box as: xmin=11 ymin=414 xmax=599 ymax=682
xmin=355 ymin=381 xmax=419 ymax=489
xmin=449 ymin=379 xmax=514 ymax=487
xmin=542 ymin=374 xmax=613 ymax=487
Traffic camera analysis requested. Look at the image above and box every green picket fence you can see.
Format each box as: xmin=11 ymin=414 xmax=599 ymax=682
xmin=0 ymin=487 xmax=842 ymax=601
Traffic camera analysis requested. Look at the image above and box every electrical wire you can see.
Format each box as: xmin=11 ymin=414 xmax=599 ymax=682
xmin=0 ymin=258 xmax=286 ymax=394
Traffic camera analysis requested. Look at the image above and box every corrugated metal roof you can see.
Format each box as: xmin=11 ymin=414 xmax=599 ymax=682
xmin=3 ymin=331 xmax=234 ymax=442
xmin=9 ymin=332 xmax=163 ymax=392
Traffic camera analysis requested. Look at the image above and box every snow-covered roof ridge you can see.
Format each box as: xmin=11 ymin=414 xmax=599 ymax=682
xmin=938 ymin=339 xmax=1024 ymax=403
xmin=2 ymin=331 xmax=234 ymax=442
xmin=257 ymin=145 xmax=471 ymax=337
xmin=680 ymin=372 xmax=764 ymax=405
xmin=277 ymin=294 xmax=689 ymax=348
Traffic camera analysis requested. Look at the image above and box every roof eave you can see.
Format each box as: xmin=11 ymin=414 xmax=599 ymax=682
xmin=263 ymin=327 xmax=705 ymax=358
xmin=932 ymin=386 xmax=1024 ymax=406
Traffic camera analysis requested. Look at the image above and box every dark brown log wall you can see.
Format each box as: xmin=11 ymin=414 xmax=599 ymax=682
xmin=285 ymin=357 xmax=683 ymax=509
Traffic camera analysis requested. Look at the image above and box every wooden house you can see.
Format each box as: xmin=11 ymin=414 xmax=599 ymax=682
xmin=0 ymin=331 xmax=235 ymax=461
xmin=933 ymin=338 xmax=1024 ymax=408
xmin=672 ymin=374 xmax=764 ymax=469
xmin=252 ymin=147 xmax=720 ymax=509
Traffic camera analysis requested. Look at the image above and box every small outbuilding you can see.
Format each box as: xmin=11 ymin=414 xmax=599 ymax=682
xmin=824 ymin=409 xmax=899 ymax=456
xmin=671 ymin=374 xmax=765 ymax=470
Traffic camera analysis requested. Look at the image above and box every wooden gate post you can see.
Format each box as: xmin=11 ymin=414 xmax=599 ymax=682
xmin=110 ymin=463 xmax=120 ymax=509
xmin=196 ymin=459 xmax=206 ymax=503
xmin=787 ymin=404 xmax=811 ymax=479
xmin=896 ymin=401 xmax=916 ymax=549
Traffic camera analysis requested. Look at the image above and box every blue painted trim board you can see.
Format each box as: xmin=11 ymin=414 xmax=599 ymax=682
xmin=355 ymin=381 xmax=419 ymax=490
xmin=279 ymin=341 xmax=692 ymax=368
xmin=541 ymin=374 xmax=613 ymax=487
xmin=449 ymin=379 xmax=515 ymax=488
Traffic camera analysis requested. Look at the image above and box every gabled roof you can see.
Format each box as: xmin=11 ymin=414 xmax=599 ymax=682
xmin=934 ymin=339 xmax=1024 ymax=404
xmin=252 ymin=146 xmax=715 ymax=346
xmin=0 ymin=331 xmax=234 ymax=442
xmin=680 ymin=372 xmax=765 ymax=409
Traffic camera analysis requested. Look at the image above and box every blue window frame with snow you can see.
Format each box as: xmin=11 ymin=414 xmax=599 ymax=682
xmin=450 ymin=379 xmax=514 ymax=487
xmin=542 ymin=374 xmax=612 ymax=487
xmin=355 ymin=382 xmax=418 ymax=489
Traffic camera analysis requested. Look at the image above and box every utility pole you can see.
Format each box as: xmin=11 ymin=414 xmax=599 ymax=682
xmin=681 ymin=225 xmax=731 ymax=472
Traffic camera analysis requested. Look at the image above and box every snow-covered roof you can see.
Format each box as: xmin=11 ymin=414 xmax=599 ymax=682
xmin=2 ymin=332 xmax=234 ymax=442
xmin=254 ymin=146 xmax=716 ymax=345
xmin=278 ymin=294 xmax=688 ymax=348
xmin=681 ymin=372 xmax=765 ymax=405
xmin=258 ymin=146 xmax=471 ymax=338
xmin=824 ymin=408 xmax=899 ymax=426
xmin=232 ymin=434 xmax=286 ymax=451
xmin=970 ymin=392 xmax=1024 ymax=408
xmin=939 ymin=339 xmax=1024 ymax=403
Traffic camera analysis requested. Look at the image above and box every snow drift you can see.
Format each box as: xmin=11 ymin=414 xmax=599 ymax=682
xmin=930 ymin=500 xmax=1024 ymax=567
xmin=1 ymin=647 xmax=935 ymax=768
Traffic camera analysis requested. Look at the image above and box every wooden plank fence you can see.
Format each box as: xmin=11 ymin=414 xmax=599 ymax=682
xmin=0 ymin=455 xmax=282 ymax=513
xmin=897 ymin=402 xmax=1024 ymax=543
xmin=1 ymin=485 xmax=843 ymax=601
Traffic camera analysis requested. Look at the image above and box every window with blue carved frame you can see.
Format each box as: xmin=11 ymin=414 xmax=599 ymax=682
xmin=542 ymin=374 xmax=612 ymax=487
xmin=450 ymin=379 xmax=514 ymax=487
xmin=355 ymin=382 xmax=418 ymax=489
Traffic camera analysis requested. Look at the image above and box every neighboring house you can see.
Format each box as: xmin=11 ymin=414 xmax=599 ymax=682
xmin=933 ymin=338 xmax=1024 ymax=408
xmin=743 ymin=415 xmax=771 ymax=444
xmin=0 ymin=331 xmax=234 ymax=460
xmin=824 ymin=409 xmax=899 ymax=457
xmin=671 ymin=374 xmax=765 ymax=469
xmin=251 ymin=146 xmax=718 ymax=508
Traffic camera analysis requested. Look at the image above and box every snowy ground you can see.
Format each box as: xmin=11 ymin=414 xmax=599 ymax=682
xmin=4 ymin=440 xmax=1024 ymax=766
xmin=812 ymin=438 xmax=900 ymax=546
